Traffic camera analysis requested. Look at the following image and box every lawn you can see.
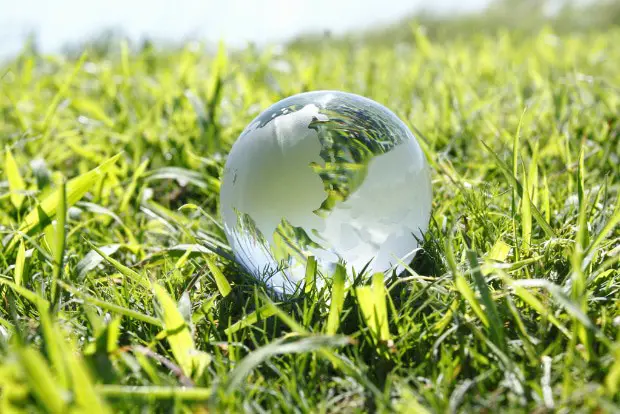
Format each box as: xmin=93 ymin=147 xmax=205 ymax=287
xmin=0 ymin=2 xmax=619 ymax=412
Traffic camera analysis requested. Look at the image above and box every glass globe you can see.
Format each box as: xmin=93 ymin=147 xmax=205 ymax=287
xmin=220 ymin=91 xmax=432 ymax=293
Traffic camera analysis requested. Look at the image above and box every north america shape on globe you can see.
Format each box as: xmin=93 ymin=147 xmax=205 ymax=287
xmin=220 ymin=91 xmax=432 ymax=293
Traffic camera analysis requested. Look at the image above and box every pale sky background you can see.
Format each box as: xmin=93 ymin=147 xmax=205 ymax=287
xmin=0 ymin=0 xmax=495 ymax=57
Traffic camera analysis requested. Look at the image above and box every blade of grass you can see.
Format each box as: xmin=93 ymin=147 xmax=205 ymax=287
xmin=4 ymin=146 xmax=26 ymax=209
xmin=17 ymin=347 xmax=67 ymax=413
xmin=467 ymin=250 xmax=506 ymax=350
xmin=8 ymin=153 xmax=122 ymax=251
xmin=51 ymin=178 xmax=67 ymax=307
xmin=262 ymin=295 xmax=307 ymax=334
xmin=58 ymin=281 xmax=161 ymax=327
xmin=70 ymin=98 xmax=114 ymax=128
xmin=0 ymin=278 xmax=49 ymax=309
xmin=224 ymin=305 xmax=277 ymax=336
xmin=454 ymin=273 xmax=489 ymax=328
xmin=527 ymin=141 xmax=539 ymax=205
xmin=488 ymin=239 xmax=511 ymax=262
xmin=326 ymin=264 xmax=346 ymax=335
xmin=512 ymin=108 xmax=525 ymax=218
xmin=13 ymin=242 xmax=26 ymax=286
xmin=205 ymin=256 xmax=231 ymax=297
xmin=480 ymin=140 xmax=555 ymax=238
xmin=572 ymin=142 xmax=592 ymax=360
xmin=96 ymin=385 xmax=212 ymax=400
xmin=447 ymin=237 xmax=490 ymax=327
xmin=88 ymin=242 xmax=150 ymax=288
xmin=65 ymin=340 xmax=112 ymax=413
xmin=585 ymin=193 xmax=620 ymax=258
xmin=153 ymin=283 xmax=210 ymax=378
xmin=226 ymin=334 xmax=350 ymax=389
xmin=355 ymin=273 xmax=390 ymax=345
xmin=36 ymin=302 xmax=68 ymax=389
xmin=541 ymin=171 xmax=551 ymax=224
xmin=119 ymin=159 xmax=149 ymax=213
xmin=605 ymin=343 xmax=620 ymax=396
xmin=509 ymin=283 xmax=570 ymax=337
xmin=521 ymin=164 xmax=532 ymax=253
xmin=304 ymin=256 xmax=317 ymax=294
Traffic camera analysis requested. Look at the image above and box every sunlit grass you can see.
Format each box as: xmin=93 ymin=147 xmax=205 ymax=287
xmin=0 ymin=8 xmax=619 ymax=412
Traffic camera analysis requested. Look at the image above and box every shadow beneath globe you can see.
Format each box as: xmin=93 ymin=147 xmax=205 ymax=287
xmin=406 ymin=225 xmax=446 ymax=279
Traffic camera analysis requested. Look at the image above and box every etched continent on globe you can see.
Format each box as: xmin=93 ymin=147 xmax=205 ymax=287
xmin=220 ymin=91 xmax=432 ymax=293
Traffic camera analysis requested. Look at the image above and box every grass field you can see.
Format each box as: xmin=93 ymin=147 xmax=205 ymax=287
xmin=1 ymin=2 xmax=619 ymax=412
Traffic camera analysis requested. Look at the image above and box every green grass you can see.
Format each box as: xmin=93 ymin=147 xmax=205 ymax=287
xmin=1 ymin=6 xmax=619 ymax=413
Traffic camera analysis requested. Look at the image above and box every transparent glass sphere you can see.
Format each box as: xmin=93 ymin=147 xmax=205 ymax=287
xmin=220 ymin=91 xmax=432 ymax=293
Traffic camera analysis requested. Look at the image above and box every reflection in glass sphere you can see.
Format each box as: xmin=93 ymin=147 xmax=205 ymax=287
xmin=220 ymin=91 xmax=432 ymax=293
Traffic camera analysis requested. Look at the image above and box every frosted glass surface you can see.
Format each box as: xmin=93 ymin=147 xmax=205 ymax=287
xmin=220 ymin=91 xmax=432 ymax=293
